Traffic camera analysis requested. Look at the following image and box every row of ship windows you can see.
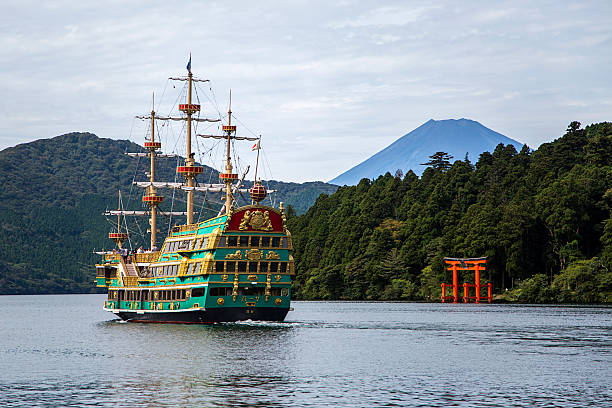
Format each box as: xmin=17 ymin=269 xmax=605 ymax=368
xmin=109 ymin=289 xmax=187 ymax=302
xmin=162 ymin=235 xmax=288 ymax=253
xmin=219 ymin=236 xmax=288 ymax=249
xmin=108 ymin=287 xmax=288 ymax=301
xmin=214 ymin=261 xmax=289 ymax=274
xmin=209 ymin=287 xmax=288 ymax=296
xmin=163 ymin=237 xmax=209 ymax=253
xmin=147 ymin=260 xmax=292 ymax=277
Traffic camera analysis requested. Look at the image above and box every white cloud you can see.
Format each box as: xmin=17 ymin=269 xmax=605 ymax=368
xmin=0 ymin=0 xmax=610 ymax=182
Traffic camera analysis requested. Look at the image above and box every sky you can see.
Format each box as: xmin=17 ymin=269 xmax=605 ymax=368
xmin=1 ymin=0 xmax=610 ymax=182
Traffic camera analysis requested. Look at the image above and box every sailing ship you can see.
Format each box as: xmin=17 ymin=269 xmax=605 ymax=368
xmin=95 ymin=59 xmax=293 ymax=323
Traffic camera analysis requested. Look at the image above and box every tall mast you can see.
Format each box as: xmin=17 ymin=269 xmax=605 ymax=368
xmin=185 ymin=69 xmax=195 ymax=224
xmin=220 ymin=91 xmax=238 ymax=214
xmin=108 ymin=190 xmax=129 ymax=249
xmin=254 ymin=136 xmax=261 ymax=182
xmin=142 ymin=93 xmax=163 ymax=249
xmin=176 ymin=55 xmax=204 ymax=224
xmin=117 ymin=191 xmax=122 ymax=246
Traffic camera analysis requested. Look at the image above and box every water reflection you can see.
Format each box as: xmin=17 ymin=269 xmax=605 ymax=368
xmin=0 ymin=296 xmax=610 ymax=407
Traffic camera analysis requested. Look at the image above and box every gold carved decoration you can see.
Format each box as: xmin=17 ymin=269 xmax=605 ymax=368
xmin=217 ymin=298 xmax=225 ymax=305
xmin=248 ymin=275 xmax=258 ymax=281
xmin=225 ymin=250 xmax=242 ymax=260
xmin=222 ymin=274 xmax=228 ymax=281
xmin=239 ymin=210 xmax=273 ymax=231
xmin=266 ymin=251 xmax=280 ymax=260
xmin=275 ymin=298 xmax=282 ymax=305
xmin=275 ymin=274 xmax=282 ymax=282
xmin=246 ymin=248 xmax=262 ymax=260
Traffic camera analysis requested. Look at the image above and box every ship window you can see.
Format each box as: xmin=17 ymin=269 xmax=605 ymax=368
xmin=201 ymin=237 xmax=209 ymax=248
xmin=210 ymin=287 xmax=229 ymax=296
xmin=193 ymin=238 xmax=201 ymax=249
xmin=261 ymin=236 xmax=270 ymax=247
xmin=239 ymin=236 xmax=249 ymax=247
xmin=187 ymin=263 xmax=194 ymax=274
xmin=270 ymin=262 xmax=279 ymax=273
xmin=178 ymin=240 xmax=191 ymax=250
xmin=215 ymin=261 xmax=224 ymax=273
xmin=238 ymin=287 xmax=266 ymax=296
xmin=192 ymin=288 xmax=205 ymax=297
xmin=282 ymin=238 xmax=288 ymax=248
xmin=173 ymin=265 xmax=179 ymax=275
xmin=260 ymin=262 xmax=268 ymax=273
xmin=281 ymin=288 xmax=289 ymax=296
xmin=251 ymin=236 xmax=260 ymax=247
xmin=249 ymin=262 xmax=257 ymax=273
xmin=142 ymin=290 xmax=149 ymax=301
xmin=280 ymin=263 xmax=287 ymax=273
xmin=270 ymin=288 xmax=281 ymax=296
xmin=238 ymin=262 xmax=247 ymax=272
xmin=180 ymin=289 xmax=186 ymax=300
xmin=272 ymin=237 xmax=280 ymax=247
xmin=193 ymin=262 xmax=201 ymax=274
xmin=218 ymin=237 xmax=226 ymax=247
xmin=226 ymin=262 xmax=235 ymax=273
xmin=227 ymin=236 xmax=237 ymax=247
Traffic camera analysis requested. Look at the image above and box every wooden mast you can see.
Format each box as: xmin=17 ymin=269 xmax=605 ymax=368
xmin=225 ymin=91 xmax=233 ymax=213
xmin=142 ymin=93 xmax=164 ymax=250
xmin=148 ymin=94 xmax=158 ymax=249
xmin=185 ymin=68 xmax=195 ymax=224
xmin=176 ymin=55 xmax=204 ymax=224
xmin=218 ymin=91 xmax=238 ymax=214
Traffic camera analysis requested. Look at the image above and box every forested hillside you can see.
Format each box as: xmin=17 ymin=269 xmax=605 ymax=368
xmin=0 ymin=133 xmax=336 ymax=294
xmin=288 ymin=122 xmax=612 ymax=303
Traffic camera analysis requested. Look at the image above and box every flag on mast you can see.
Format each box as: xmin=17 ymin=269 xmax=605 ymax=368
xmin=186 ymin=54 xmax=191 ymax=73
xmin=252 ymin=140 xmax=260 ymax=151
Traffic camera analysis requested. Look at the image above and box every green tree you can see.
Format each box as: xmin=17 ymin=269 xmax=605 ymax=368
xmin=421 ymin=152 xmax=453 ymax=171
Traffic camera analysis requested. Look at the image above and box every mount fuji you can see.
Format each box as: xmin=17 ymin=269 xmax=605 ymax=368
xmin=329 ymin=118 xmax=524 ymax=185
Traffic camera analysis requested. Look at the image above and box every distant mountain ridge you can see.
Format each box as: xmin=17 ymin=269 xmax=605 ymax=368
xmin=329 ymin=119 xmax=524 ymax=185
xmin=0 ymin=133 xmax=337 ymax=294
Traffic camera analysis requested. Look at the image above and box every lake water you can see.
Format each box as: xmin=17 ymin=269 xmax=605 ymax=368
xmin=0 ymin=295 xmax=610 ymax=407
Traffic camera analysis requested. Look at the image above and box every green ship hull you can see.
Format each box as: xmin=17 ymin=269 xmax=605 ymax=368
xmin=96 ymin=206 xmax=294 ymax=323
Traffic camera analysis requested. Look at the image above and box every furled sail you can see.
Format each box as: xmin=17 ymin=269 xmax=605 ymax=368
xmin=135 ymin=115 xmax=220 ymax=123
xmin=126 ymin=153 xmax=176 ymax=158
xmin=104 ymin=210 xmax=189 ymax=216
xmin=197 ymin=134 xmax=259 ymax=141
xmin=168 ymin=77 xmax=210 ymax=83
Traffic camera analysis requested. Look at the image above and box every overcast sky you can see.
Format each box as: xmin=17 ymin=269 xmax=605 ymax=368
xmin=1 ymin=0 xmax=610 ymax=182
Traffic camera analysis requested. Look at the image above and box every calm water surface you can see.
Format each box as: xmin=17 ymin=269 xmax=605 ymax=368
xmin=0 ymin=295 xmax=610 ymax=407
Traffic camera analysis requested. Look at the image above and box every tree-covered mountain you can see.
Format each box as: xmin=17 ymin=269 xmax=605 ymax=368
xmin=0 ymin=132 xmax=337 ymax=294
xmin=329 ymin=118 xmax=523 ymax=185
xmin=289 ymin=122 xmax=612 ymax=303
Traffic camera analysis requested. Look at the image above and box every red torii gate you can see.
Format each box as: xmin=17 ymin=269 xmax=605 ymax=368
xmin=441 ymin=257 xmax=492 ymax=303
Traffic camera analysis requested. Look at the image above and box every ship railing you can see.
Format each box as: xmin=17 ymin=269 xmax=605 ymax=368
xmin=123 ymin=276 xmax=139 ymax=287
xmin=104 ymin=254 xmax=121 ymax=262
xmin=132 ymin=252 xmax=159 ymax=263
